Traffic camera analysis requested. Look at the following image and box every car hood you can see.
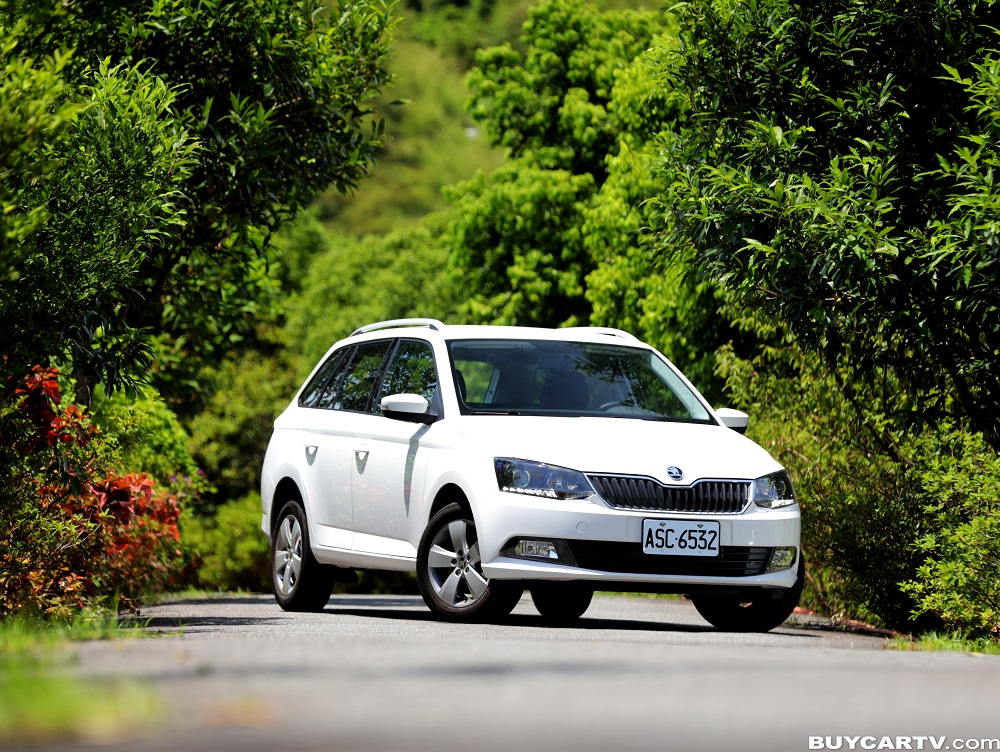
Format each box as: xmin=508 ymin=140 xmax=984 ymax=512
xmin=456 ymin=415 xmax=782 ymax=484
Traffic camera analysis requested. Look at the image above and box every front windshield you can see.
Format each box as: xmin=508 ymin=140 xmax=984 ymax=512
xmin=447 ymin=339 xmax=713 ymax=423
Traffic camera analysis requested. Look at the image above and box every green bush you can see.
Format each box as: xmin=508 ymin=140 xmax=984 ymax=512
xmin=91 ymin=386 xmax=210 ymax=500
xmin=0 ymin=369 xmax=186 ymax=618
xmin=719 ymin=338 xmax=1000 ymax=636
xmin=187 ymin=349 xmax=299 ymax=507
xmin=717 ymin=343 xmax=923 ymax=628
xmin=181 ymin=494 xmax=271 ymax=592
xmin=903 ymin=431 xmax=1000 ymax=637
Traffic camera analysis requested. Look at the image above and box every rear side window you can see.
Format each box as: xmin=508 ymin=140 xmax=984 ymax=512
xmin=378 ymin=340 xmax=438 ymax=413
xmin=299 ymin=349 xmax=348 ymax=408
xmin=326 ymin=340 xmax=394 ymax=412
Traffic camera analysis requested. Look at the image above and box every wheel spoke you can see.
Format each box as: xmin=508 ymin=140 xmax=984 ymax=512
xmin=274 ymin=550 xmax=289 ymax=573
xmin=278 ymin=517 xmax=293 ymax=548
xmin=464 ymin=567 xmax=489 ymax=600
xmin=289 ymin=552 xmax=302 ymax=583
xmin=436 ymin=568 xmax=463 ymax=605
xmin=428 ymin=544 xmax=455 ymax=569
xmin=447 ymin=520 xmax=469 ymax=555
xmin=466 ymin=541 xmax=481 ymax=565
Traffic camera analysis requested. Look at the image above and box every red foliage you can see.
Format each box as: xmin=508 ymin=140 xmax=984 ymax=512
xmin=1 ymin=365 xmax=184 ymax=617
xmin=9 ymin=366 xmax=93 ymax=454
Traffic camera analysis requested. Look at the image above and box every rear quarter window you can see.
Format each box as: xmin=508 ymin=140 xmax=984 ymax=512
xmin=298 ymin=349 xmax=348 ymax=408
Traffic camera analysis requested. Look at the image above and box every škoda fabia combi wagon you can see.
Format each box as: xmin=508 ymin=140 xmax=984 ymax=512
xmin=260 ymin=319 xmax=802 ymax=631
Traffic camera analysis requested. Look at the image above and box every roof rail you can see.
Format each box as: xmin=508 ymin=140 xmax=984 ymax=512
xmin=563 ymin=326 xmax=640 ymax=342
xmin=350 ymin=318 xmax=446 ymax=337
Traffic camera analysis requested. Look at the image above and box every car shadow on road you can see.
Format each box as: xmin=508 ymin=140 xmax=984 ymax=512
xmin=319 ymin=603 xmax=820 ymax=637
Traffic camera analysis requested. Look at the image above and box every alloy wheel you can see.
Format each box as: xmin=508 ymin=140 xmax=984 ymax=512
xmin=274 ymin=514 xmax=303 ymax=596
xmin=425 ymin=518 xmax=489 ymax=609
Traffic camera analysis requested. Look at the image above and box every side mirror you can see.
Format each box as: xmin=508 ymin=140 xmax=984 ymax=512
xmin=716 ymin=407 xmax=749 ymax=434
xmin=381 ymin=393 xmax=438 ymax=425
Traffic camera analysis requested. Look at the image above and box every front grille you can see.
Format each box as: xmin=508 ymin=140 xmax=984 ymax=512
xmin=568 ymin=542 xmax=772 ymax=577
xmin=588 ymin=475 xmax=750 ymax=514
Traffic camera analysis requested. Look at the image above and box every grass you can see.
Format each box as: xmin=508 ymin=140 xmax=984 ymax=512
xmin=888 ymin=631 xmax=1000 ymax=655
xmin=151 ymin=586 xmax=257 ymax=602
xmin=0 ymin=610 xmax=160 ymax=745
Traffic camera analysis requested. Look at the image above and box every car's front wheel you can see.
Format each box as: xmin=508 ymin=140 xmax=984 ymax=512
xmin=417 ymin=503 xmax=523 ymax=622
xmin=272 ymin=499 xmax=335 ymax=612
xmin=691 ymin=556 xmax=805 ymax=632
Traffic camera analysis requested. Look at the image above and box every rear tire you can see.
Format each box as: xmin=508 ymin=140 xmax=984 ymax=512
xmin=530 ymin=583 xmax=594 ymax=623
xmin=271 ymin=499 xmax=335 ymax=612
xmin=417 ymin=502 xmax=523 ymax=622
xmin=691 ymin=555 xmax=805 ymax=632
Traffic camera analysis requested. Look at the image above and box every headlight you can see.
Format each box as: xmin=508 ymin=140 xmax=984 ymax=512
xmin=753 ymin=470 xmax=797 ymax=509
xmin=494 ymin=458 xmax=594 ymax=500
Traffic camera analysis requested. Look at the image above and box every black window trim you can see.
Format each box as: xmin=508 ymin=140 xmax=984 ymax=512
xmin=344 ymin=338 xmax=396 ymax=415
xmin=298 ymin=346 xmax=352 ymax=409
xmin=300 ymin=339 xmax=397 ymax=413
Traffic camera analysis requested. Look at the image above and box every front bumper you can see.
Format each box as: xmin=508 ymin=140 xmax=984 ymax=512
xmin=475 ymin=490 xmax=801 ymax=590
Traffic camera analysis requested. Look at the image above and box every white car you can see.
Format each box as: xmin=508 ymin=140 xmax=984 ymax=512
xmin=260 ymin=319 xmax=802 ymax=631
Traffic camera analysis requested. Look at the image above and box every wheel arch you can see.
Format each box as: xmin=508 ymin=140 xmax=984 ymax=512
xmin=428 ymin=482 xmax=471 ymax=520
xmin=271 ymin=477 xmax=304 ymax=536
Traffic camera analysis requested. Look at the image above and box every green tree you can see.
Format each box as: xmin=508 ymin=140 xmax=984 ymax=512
xmin=1 ymin=0 xmax=395 ymax=402
xmin=313 ymin=38 xmax=504 ymax=237
xmin=285 ymin=213 xmax=456 ymax=372
xmin=446 ymin=0 xmax=738 ymax=398
xmin=0 ymin=38 xmax=195 ymax=395
xmin=651 ymin=0 xmax=1000 ymax=444
xmin=185 ymin=212 xmax=457 ymax=510
xmin=449 ymin=0 xmax=667 ymax=328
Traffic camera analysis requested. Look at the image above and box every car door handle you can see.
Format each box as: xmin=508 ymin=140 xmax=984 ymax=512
xmin=304 ymin=445 xmax=318 ymax=465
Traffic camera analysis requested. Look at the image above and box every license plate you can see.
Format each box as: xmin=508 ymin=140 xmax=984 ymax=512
xmin=642 ymin=519 xmax=720 ymax=557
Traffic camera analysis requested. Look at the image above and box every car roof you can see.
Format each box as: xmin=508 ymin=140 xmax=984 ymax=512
xmin=345 ymin=319 xmax=648 ymax=347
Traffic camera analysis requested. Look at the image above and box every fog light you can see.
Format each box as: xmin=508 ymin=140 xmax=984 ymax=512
xmin=514 ymin=540 xmax=559 ymax=560
xmin=767 ymin=547 xmax=796 ymax=572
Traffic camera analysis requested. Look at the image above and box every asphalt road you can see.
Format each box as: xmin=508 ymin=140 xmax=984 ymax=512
xmin=42 ymin=594 xmax=1000 ymax=752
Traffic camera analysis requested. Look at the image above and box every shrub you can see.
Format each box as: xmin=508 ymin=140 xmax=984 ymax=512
xmin=186 ymin=350 xmax=298 ymax=508
xmin=181 ymin=494 xmax=271 ymax=592
xmin=719 ymin=340 xmax=1000 ymax=636
xmin=903 ymin=431 xmax=1000 ymax=637
xmin=0 ymin=367 xmax=184 ymax=617
xmin=91 ymin=385 xmax=211 ymax=500
xmin=180 ymin=493 xmax=422 ymax=595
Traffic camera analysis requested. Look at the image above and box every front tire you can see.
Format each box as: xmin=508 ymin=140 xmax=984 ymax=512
xmin=691 ymin=555 xmax=805 ymax=632
xmin=417 ymin=503 xmax=523 ymax=622
xmin=272 ymin=499 xmax=334 ymax=612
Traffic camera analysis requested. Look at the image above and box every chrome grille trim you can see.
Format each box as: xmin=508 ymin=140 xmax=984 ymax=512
xmin=587 ymin=475 xmax=751 ymax=514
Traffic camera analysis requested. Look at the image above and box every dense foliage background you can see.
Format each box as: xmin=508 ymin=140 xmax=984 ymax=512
xmin=3 ymin=0 xmax=999 ymax=638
